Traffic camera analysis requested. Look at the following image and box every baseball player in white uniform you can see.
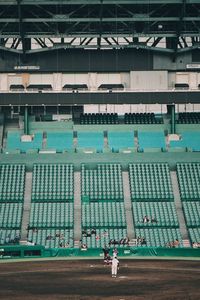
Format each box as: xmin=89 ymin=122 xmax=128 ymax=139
xmin=111 ymin=257 xmax=119 ymax=277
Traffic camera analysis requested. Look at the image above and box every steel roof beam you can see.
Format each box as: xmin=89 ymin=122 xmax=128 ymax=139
xmin=1 ymin=1 xmax=200 ymax=5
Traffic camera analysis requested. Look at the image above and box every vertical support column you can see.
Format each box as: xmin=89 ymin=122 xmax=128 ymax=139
xmin=171 ymin=104 xmax=176 ymax=134
xmin=167 ymin=104 xmax=176 ymax=134
xmin=24 ymin=106 xmax=29 ymax=135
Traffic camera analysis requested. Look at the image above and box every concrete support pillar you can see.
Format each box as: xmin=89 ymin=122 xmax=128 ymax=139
xmin=24 ymin=106 xmax=29 ymax=135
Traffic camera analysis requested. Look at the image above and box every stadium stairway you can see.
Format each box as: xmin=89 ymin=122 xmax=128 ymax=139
xmin=170 ymin=171 xmax=190 ymax=243
xmin=21 ymin=172 xmax=32 ymax=240
xmin=74 ymin=171 xmax=81 ymax=247
xmin=122 ymin=171 xmax=135 ymax=239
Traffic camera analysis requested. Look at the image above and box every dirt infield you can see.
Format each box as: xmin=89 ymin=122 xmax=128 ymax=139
xmin=0 ymin=259 xmax=200 ymax=300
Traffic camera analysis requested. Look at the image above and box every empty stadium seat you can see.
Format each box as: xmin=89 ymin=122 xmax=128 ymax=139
xmin=82 ymin=202 xmax=126 ymax=228
xmin=177 ymin=163 xmax=200 ymax=201
xmin=129 ymin=163 xmax=174 ymax=201
xmin=32 ymin=164 xmax=74 ymax=202
xmin=81 ymin=164 xmax=124 ymax=202
xmin=30 ymin=202 xmax=74 ymax=228
xmin=0 ymin=164 xmax=25 ymax=202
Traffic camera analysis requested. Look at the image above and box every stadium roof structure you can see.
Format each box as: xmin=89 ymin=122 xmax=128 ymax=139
xmin=0 ymin=0 xmax=200 ymax=59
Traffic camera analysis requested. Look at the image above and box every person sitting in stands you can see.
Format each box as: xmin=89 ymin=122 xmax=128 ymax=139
xmin=59 ymin=241 xmax=64 ymax=247
xmin=96 ymin=235 xmax=100 ymax=241
xmin=65 ymin=242 xmax=70 ymax=248
xmin=119 ymin=238 xmax=124 ymax=245
xmin=151 ymin=217 xmax=158 ymax=223
xmin=14 ymin=235 xmax=20 ymax=244
xmin=143 ymin=216 xmax=150 ymax=223
xmin=109 ymin=239 xmax=114 ymax=246
xmin=137 ymin=236 xmax=141 ymax=246
xmin=82 ymin=229 xmax=87 ymax=237
xmin=46 ymin=235 xmax=54 ymax=240
xmin=123 ymin=236 xmax=130 ymax=246
xmin=141 ymin=237 xmax=147 ymax=246
xmin=27 ymin=240 xmax=35 ymax=246
xmin=86 ymin=229 xmax=91 ymax=237
xmin=91 ymin=228 xmax=96 ymax=235
xmin=81 ymin=243 xmax=87 ymax=250
xmin=102 ymin=230 xmax=108 ymax=237
xmin=173 ymin=239 xmax=180 ymax=247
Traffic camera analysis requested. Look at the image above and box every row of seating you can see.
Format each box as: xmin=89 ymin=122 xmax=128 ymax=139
xmin=29 ymin=203 xmax=74 ymax=228
xmin=177 ymin=112 xmax=200 ymax=124
xmin=0 ymin=229 xmax=21 ymax=245
xmin=0 ymin=164 xmax=25 ymax=202
xmin=80 ymin=113 xmax=119 ymax=124
xmin=129 ymin=163 xmax=174 ymax=201
xmin=80 ymin=113 xmax=163 ymax=125
xmin=132 ymin=202 xmax=179 ymax=228
xmin=0 ymin=203 xmax=23 ymax=228
xmin=182 ymin=202 xmax=200 ymax=227
xmin=27 ymin=229 xmax=74 ymax=248
xmin=82 ymin=202 xmax=126 ymax=228
xmin=124 ymin=113 xmax=163 ymax=124
xmin=32 ymin=164 xmax=74 ymax=201
xmin=188 ymin=228 xmax=200 ymax=244
xmin=81 ymin=228 xmax=127 ymax=248
xmin=81 ymin=164 xmax=123 ymax=201
xmin=177 ymin=163 xmax=200 ymax=201
xmin=135 ymin=228 xmax=183 ymax=247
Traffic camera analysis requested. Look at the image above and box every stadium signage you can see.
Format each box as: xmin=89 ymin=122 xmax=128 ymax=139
xmin=186 ymin=64 xmax=200 ymax=69
xmin=14 ymin=66 xmax=40 ymax=70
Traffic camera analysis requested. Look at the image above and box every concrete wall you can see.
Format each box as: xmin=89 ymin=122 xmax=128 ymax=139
xmin=130 ymin=71 xmax=168 ymax=90
xmin=1 ymin=71 xmax=200 ymax=92
xmin=153 ymin=52 xmax=192 ymax=70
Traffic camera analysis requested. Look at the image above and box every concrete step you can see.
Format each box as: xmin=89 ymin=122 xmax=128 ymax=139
xmin=183 ymin=239 xmax=191 ymax=248
xmin=122 ymin=171 xmax=134 ymax=239
xmin=21 ymin=172 xmax=32 ymax=240
xmin=73 ymin=172 xmax=81 ymax=242
xmin=170 ymin=171 xmax=189 ymax=240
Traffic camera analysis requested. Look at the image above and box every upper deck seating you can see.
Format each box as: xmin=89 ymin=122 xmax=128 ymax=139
xmin=138 ymin=131 xmax=166 ymax=151
xmin=46 ymin=132 xmax=73 ymax=151
xmin=77 ymin=131 xmax=104 ymax=152
xmin=177 ymin=112 xmax=200 ymax=124
xmin=108 ymin=131 xmax=134 ymax=152
xmin=6 ymin=131 xmax=43 ymax=152
xmin=124 ymin=113 xmax=163 ymax=124
xmin=80 ymin=113 xmax=118 ymax=125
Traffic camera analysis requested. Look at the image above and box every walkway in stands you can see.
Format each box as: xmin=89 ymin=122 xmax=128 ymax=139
xmin=171 ymin=171 xmax=189 ymax=241
xmin=73 ymin=172 xmax=81 ymax=247
xmin=122 ymin=171 xmax=135 ymax=239
xmin=21 ymin=172 xmax=32 ymax=240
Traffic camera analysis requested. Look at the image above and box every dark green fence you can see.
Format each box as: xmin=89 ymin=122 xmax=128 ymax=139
xmin=0 ymin=246 xmax=200 ymax=260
